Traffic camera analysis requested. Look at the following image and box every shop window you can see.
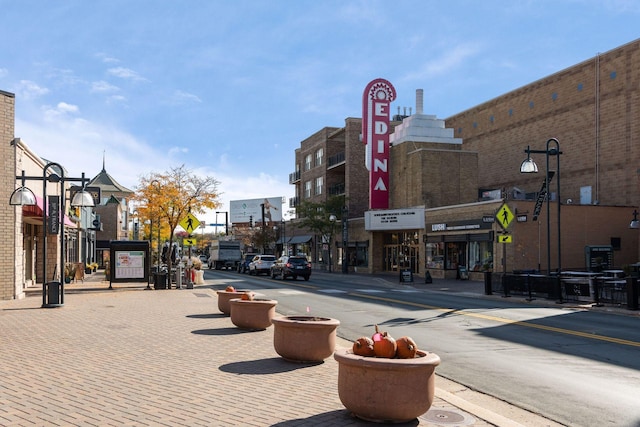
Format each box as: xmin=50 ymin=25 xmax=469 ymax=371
xmin=446 ymin=242 xmax=466 ymax=270
xmin=426 ymin=242 xmax=444 ymax=269
xmin=469 ymin=241 xmax=493 ymax=272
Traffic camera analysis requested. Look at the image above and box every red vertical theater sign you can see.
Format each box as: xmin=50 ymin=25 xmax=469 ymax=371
xmin=362 ymin=78 xmax=396 ymax=210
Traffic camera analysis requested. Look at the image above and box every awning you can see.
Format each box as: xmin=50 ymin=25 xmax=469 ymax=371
xmin=22 ymin=195 xmax=76 ymax=227
xmin=288 ymin=235 xmax=313 ymax=244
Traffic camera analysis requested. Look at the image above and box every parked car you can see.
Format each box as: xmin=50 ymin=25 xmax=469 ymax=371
xmin=199 ymin=254 xmax=208 ymax=267
xmin=270 ymin=256 xmax=311 ymax=281
xmin=248 ymin=254 xmax=276 ymax=276
xmin=238 ymin=253 xmax=256 ymax=274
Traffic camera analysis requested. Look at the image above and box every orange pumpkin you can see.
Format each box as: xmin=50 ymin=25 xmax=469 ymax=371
xmin=352 ymin=336 xmax=375 ymax=357
xmin=372 ymin=325 xmax=397 ymax=358
xmin=240 ymin=291 xmax=254 ymax=301
xmin=395 ymin=336 xmax=418 ymax=359
xmin=225 ymin=285 xmax=236 ymax=292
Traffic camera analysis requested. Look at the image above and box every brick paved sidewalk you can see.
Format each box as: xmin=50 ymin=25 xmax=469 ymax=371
xmin=1 ymin=274 xmax=560 ymax=426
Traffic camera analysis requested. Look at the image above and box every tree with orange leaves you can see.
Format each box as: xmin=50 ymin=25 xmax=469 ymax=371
xmin=133 ymin=164 xmax=220 ymax=287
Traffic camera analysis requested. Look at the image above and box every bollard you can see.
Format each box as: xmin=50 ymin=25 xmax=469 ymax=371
xmin=501 ymin=273 xmax=510 ymax=298
xmin=484 ymin=272 xmax=492 ymax=295
xmin=627 ymin=277 xmax=639 ymax=310
xmin=176 ymin=264 xmax=183 ymax=289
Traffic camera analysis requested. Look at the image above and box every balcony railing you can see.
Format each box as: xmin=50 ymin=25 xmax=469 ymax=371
xmin=327 ymin=152 xmax=345 ymax=168
xmin=328 ymin=182 xmax=345 ymax=196
xmin=289 ymin=170 xmax=301 ymax=184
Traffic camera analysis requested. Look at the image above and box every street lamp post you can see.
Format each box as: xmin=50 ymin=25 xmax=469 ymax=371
xmin=10 ymin=163 xmax=94 ymax=308
xmin=150 ymin=179 xmax=161 ymax=268
xmin=329 ymin=214 xmax=337 ymax=273
xmin=216 ymin=211 xmax=229 ymax=235
xmin=520 ymin=138 xmax=563 ymax=303
xmin=342 ymin=206 xmax=349 ymax=274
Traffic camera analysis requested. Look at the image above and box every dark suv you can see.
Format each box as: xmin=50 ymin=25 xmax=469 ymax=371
xmin=238 ymin=253 xmax=256 ymax=274
xmin=270 ymin=256 xmax=311 ymax=281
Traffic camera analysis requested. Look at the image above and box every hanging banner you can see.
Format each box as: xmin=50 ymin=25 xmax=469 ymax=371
xmin=47 ymin=196 xmax=60 ymax=234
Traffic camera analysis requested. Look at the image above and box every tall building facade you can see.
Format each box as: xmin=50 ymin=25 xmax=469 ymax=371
xmin=290 ymin=38 xmax=640 ymax=279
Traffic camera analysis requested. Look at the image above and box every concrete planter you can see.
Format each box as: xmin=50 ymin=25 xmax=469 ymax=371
xmin=229 ymin=298 xmax=277 ymax=330
xmin=334 ymin=348 xmax=441 ymax=423
xmin=216 ymin=290 xmax=251 ymax=315
xmin=272 ymin=315 xmax=340 ymax=362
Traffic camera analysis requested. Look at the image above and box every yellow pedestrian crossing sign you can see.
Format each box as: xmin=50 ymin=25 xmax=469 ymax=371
xmin=498 ymin=234 xmax=512 ymax=243
xmin=180 ymin=212 xmax=201 ymax=234
xmin=496 ymin=203 xmax=514 ymax=230
xmin=183 ymin=238 xmax=197 ymax=246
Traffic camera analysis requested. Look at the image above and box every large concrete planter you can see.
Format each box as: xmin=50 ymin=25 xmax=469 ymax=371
xmin=216 ymin=290 xmax=251 ymax=315
xmin=229 ymin=298 xmax=277 ymax=330
xmin=334 ymin=348 xmax=441 ymax=423
xmin=272 ymin=315 xmax=340 ymax=362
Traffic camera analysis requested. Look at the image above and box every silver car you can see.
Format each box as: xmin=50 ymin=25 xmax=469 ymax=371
xmin=248 ymin=254 xmax=276 ymax=276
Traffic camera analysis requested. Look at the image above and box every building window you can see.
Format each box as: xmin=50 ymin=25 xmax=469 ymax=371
xmin=304 ymin=154 xmax=312 ymax=171
xmin=315 ymin=148 xmax=324 ymax=167
xmin=304 ymin=181 xmax=311 ymax=198
xmin=577 ymin=83 xmax=583 ymax=91
xmin=315 ymin=176 xmax=323 ymax=195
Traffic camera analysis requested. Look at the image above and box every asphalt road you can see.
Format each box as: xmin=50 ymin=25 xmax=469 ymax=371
xmin=204 ymin=267 xmax=640 ymax=427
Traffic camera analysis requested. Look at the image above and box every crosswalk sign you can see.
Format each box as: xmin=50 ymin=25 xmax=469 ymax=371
xmin=496 ymin=203 xmax=514 ymax=230
xmin=180 ymin=213 xmax=201 ymax=234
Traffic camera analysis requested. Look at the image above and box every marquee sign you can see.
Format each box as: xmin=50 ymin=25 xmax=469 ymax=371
xmin=362 ymin=78 xmax=396 ymax=210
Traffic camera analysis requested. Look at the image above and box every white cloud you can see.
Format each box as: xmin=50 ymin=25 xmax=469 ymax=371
xmin=91 ymin=80 xmax=120 ymax=93
xmin=172 ymin=90 xmax=202 ymax=104
xmin=14 ymin=80 xmax=49 ymax=99
xmin=401 ymin=43 xmax=483 ymax=82
xmin=107 ymin=67 xmax=148 ymax=82
xmin=42 ymin=102 xmax=79 ymax=121
xmin=94 ymin=52 xmax=120 ymax=64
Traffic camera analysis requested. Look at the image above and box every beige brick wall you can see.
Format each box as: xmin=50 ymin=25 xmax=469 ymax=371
xmin=446 ymin=39 xmax=640 ymax=208
xmin=1 ymin=90 xmax=17 ymax=300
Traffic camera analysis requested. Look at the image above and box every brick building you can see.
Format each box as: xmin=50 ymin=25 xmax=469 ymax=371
xmin=289 ymin=38 xmax=640 ymax=279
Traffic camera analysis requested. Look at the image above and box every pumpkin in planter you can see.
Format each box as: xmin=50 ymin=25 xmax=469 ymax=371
xmin=225 ymin=285 xmax=236 ymax=292
xmin=352 ymin=336 xmax=375 ymax=357
xmin=240 ymin=291 xmax=255 ymax=301
xmin=396 ymin=336 xmax=418 ymax=359
xmin=372 ymin=325 xmax=397 ymax=358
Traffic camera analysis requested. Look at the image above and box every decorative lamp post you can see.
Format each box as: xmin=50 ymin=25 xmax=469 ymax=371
xmin=10 ymin=164 xmax=94 ymax=308
xmin=329 ymin=214 xmax=337 ymax=273
xmin=342 ymin=205 xmax=349 ymax=274
xmin=150 ymin=179 xmax=161 ymax=267
xmin=520 ymin=138 xmax=563 ymax=303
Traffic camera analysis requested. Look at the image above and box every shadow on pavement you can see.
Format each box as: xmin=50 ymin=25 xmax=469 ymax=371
xmin=270 ymin=409 xmax=420 ymax=426
xmin=220 ymin=357 xmax=323 ymax=375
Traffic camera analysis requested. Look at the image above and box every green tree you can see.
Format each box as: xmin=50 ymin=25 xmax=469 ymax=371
xmin=296 ymin=196 xmax=346 ymax=265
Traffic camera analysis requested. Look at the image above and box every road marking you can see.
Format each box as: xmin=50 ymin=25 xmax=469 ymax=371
xmin=348 ymin=292 xmax=640 ymax=348
xmin=318 ymin=289 xmax=348 ymax=294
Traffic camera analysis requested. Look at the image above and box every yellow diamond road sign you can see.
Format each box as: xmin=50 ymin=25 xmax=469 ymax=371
xmin=496 ymin=203 xmax=514 ymax=230
xmin=180 ymin=213 xmax=201 ymax=234
xmin=183 ymin=238 xmax=197 ymax=246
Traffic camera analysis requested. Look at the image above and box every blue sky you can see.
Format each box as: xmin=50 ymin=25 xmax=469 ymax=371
xmin=2 ymin=1 xmax=639 ymax=226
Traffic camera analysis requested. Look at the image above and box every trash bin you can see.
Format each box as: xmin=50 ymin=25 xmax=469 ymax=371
xmin=153 ymin=272 xmax=167 ymax=290
xmin=44 ymin=281 xmax=63 ymax=307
